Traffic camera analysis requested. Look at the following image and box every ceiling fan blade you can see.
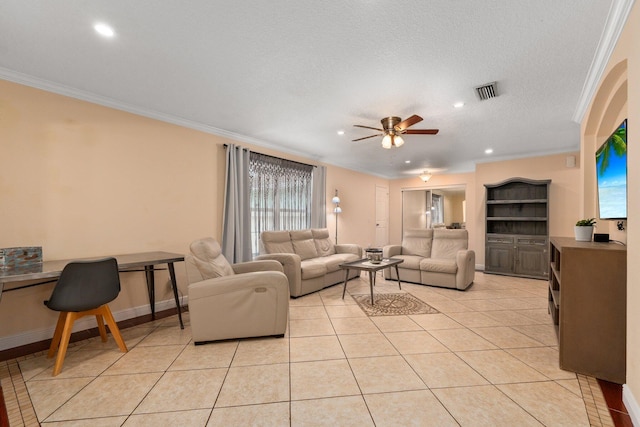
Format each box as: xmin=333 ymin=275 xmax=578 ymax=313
xmin=352 ymin=133 xmax=383 ymax=142
xmin=354 ymin=124 xmax=384 ymax=131
xmin=404 ymin=129 xmax=439 ymax=135
xmin=395 ymin=115 xmax=423 ymax=131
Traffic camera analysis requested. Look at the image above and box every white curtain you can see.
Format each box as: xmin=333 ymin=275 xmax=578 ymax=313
xmin=311 ymin=165 xmax=327 ymax=228
xmin=249 ymin=152 xmax=313 ymax=256
xmin=221 ymin=144 xmax=252 ymax=263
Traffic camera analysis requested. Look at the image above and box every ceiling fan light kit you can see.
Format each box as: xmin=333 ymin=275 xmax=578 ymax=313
xmin=353 ymin=115 xmax=439 ymax=148
xmin=382 ymin=134 xmax=404 ymax=149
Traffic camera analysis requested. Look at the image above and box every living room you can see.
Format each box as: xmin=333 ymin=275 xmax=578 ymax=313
xmin=0 ymin=1 xmax=639 ymax=426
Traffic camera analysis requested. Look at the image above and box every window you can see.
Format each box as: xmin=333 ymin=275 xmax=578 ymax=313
xmin=249 ymin=152 xmax=313 ymax=255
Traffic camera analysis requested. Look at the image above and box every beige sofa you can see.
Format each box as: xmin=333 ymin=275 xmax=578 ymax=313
xmin=256 ymin=228 xmax=362 ymax=297
xmin=383 ymin=228 xmax=475 ymax=290
xmin=185 ymin=238 xmax=289 ymax=343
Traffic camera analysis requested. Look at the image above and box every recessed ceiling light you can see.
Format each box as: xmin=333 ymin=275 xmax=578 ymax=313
xmin=94 ymin=23 xmax=115 ymax=37
xmin=485 ymin=148 xmax=493 ymax=154
xmin=337 ymin=130 xmax=345 ymax=135
xmin=453 ymin=102 xmax=465 ymax=108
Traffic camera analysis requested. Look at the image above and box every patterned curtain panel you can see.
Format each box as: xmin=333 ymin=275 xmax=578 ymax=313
xmin=250 ymin=152 xmax=313 ymax=256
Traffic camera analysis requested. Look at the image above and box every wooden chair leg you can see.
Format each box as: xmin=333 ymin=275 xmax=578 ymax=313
xmin=48 ymin=305 xmax=127 ymax=376
xmin=101 ymin=305 xmax=128 ymax=353
xmin=96 ymin=314 xmax=108 ymax=342
xmin=52 ymin=312 xmax=78 ymax=376
xmin=47 ymin=312 xmax=68 ymax=359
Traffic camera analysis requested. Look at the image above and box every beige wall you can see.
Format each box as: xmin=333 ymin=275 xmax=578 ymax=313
xmin=0 ymin=80 xmax=226 ymax=339
xmin=448 ymin=193 xmax=465 ymax=225
xmin=0 ymin=79 xmax=386 ymax=343
xmin=402 ymin=191 xmax=428 ymax=229
xmin=325 ymin=166 xmax=389 ymax=249
xmin=389 ymin=155 xmax=581 ymax=267
xmin=389 ymin=173 xmax=476 ymax=246
xmin=474 ymin=153 xmax=582 ymax=265
xmin=1 ymin=77 xmax=578 ymax=343
xmin=582 ymin=2 xmax=638 ymax=414
xmin=3 ymin=3 xmax=637 ymax=396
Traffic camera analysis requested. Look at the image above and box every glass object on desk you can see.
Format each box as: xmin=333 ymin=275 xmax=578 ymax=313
xmin=365 ymin=248 xmax=383 ymax=264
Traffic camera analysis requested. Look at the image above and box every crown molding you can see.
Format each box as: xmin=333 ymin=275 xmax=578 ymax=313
xmin=0 ymin=67 xmax=319 ymax=162
xmin=572 ymin=0 xmax=635 ymax=123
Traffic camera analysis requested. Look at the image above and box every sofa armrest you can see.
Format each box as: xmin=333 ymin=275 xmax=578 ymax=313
xmin=188 ymin=270 xmax=290 ymax=342
xmin=189 ymin=270 xmax=289 ymax=299
xmin=335 ymin=244 xmax=362 ymax=257
xmin=383 ymin=245 xmax=402 ymax=258
xmin=455 ymin=249 xmax=476 ymax=290
xmin=232 ymin=260 xmax=284 ymax=275
xmin=254 ymin=253 xmax=302 ymax=296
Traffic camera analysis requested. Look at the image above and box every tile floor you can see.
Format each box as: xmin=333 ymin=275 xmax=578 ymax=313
xmin=1 ymin=272 xmax=615 ymax=426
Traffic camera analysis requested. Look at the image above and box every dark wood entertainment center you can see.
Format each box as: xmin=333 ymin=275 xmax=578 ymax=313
xmin=548 ymin=236 xmax=627 ymax=384
xmin=484 ymin=178 xmax=551 ymax=279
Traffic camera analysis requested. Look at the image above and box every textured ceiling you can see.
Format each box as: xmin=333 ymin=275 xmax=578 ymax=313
xmin=0 ymin=1 xmax=614 ymax=178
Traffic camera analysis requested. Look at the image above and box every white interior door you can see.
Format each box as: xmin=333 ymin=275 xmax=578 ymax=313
xmin=375 ymin=185 xmax=389 ymax=247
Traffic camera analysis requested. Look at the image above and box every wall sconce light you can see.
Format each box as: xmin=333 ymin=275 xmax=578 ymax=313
xmin=419 ymin=171 xmax=432 ymax=182
xmin=332 ymin=189 xmax=341 ymax=243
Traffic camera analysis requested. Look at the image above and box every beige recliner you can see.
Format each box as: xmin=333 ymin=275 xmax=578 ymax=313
xmin=186 ymin=237 xmax=289 ymax=343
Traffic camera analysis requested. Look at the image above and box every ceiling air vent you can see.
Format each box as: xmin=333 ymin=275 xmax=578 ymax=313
xmin=475 ymin=81 xmax=498 ymax=100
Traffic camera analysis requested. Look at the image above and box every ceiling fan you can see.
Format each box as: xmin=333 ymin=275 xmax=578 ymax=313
xmin=353 ymin=115 xmax=439 ymax=149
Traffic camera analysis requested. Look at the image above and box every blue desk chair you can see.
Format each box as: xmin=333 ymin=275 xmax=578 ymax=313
xmin=45 ymin=257 xmax=128 ymax=376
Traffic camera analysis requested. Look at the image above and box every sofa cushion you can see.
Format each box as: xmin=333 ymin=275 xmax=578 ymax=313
xmin=261 ymin=230 xmax=294 ymax=254
xmin=189 ymin=237 xmax=235 ymax=279
xmin=320 ymin=253 xmax=359 ymax=272
xmin=300 ymin=259 xmax=327 ymax=279
xmin=420 ymin=258 xmax=458 ymax=274
xmin=393 ymin=254 xmax=423 ymax=270
xmin=290 ymin=230 xmax=319 ymax=260
xmin=293 ymin=239 xmax=318 ymax=260
xmin=311 ymin=228 xmax=336 ymax=256
xmin=402 ymin=228 xmax=434 ymax=257
xmin=431 ymin=229 xmax=468 ymax=259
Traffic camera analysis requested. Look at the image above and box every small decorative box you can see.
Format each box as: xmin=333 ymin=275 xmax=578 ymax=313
xmin=0 ymin=246 xmax=43 ymax=270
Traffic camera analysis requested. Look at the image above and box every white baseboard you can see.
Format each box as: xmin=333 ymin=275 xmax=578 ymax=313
xmin=0 ymin=297 xmax=187 ymax=352
xmin=623 ymin=384 xmax=640 ymax=425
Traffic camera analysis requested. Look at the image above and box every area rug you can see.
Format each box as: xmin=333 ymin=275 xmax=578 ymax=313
xmin=351 ymin=293 xmax=439 ymax=316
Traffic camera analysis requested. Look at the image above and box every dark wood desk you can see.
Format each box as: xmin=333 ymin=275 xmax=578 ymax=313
xmin=0 ymin=251 xmax=185 ymax=329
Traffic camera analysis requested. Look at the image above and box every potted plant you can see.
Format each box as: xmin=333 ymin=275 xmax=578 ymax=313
xmin=574 ymin=218 xmax=596 ymax=241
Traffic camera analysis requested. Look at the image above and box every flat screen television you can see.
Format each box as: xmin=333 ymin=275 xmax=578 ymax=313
xmin=596 ymin=119 xmax=627 ymax=220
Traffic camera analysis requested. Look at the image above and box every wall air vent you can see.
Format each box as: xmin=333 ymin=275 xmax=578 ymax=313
xmin=475 ymin=81 xmax=498 ymax=100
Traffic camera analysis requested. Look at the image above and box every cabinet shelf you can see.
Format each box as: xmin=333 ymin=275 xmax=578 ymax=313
xmin=487 ymin=217 xmax=548 ymax=221
xmin=484 ymin=178 xmax=551 ymax=279
xmin=486 ymin=199 xmax=548 ymax=204
xmin=549 ymin=289 xmax=560 ymax=307
xmin=549 ymin=262 xmax=560 ymax=282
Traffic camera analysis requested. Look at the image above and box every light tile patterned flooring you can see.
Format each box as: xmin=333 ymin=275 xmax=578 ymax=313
xmin=1 ymin=272 xmax=614 ymax=426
